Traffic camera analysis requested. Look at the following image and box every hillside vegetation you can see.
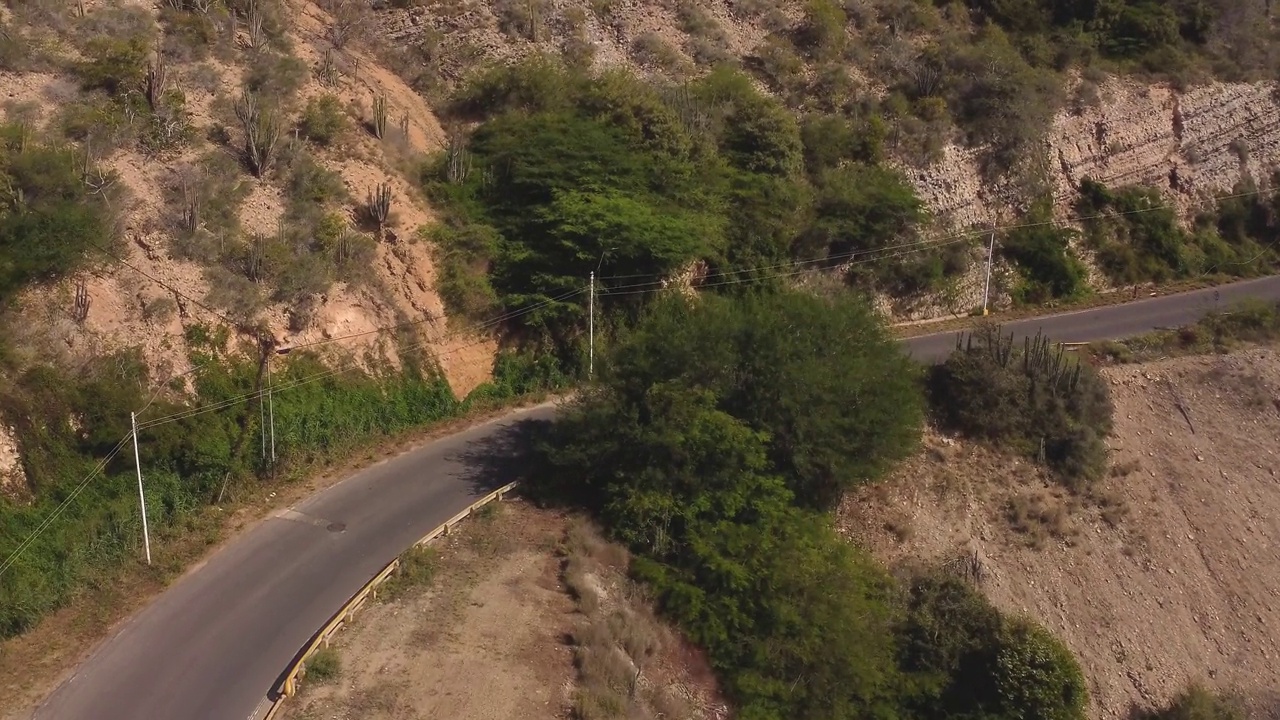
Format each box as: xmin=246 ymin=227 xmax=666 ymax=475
xmin=0 ymin=0 xmax=1278 ymax=715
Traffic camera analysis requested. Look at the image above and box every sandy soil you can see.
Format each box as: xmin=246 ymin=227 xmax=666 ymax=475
xmin=841 ymin=345 xmax=1280 ymax=719
xmin=280 ymin=499 xmax=726 ymax=720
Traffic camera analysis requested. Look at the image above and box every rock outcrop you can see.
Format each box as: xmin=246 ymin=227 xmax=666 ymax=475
xmin=912 ymin=80 xmax=1280 ymax=227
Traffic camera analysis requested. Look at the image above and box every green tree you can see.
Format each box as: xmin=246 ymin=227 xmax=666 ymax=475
xmin=796 ymin=164 xmax=925 ymax=280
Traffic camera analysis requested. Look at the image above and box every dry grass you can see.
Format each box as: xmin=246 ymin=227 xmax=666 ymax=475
xmin=558 ymin=518 xmax=711 ymax=720
xmin=278 ymin=502 xmax=724 ymax=720
xmin=1005 ymin=488 xmax=1077 ymax=549
xmin=840 ymin=345 xmax=1280 ymax=718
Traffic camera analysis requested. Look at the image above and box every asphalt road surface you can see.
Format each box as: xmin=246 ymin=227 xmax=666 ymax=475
xmin=32 ymin=274 xmax=1280 ymax=720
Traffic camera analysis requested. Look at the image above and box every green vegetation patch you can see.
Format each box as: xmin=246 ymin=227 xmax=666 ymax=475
xmin=533 ymin=290 xmax=1087 ymax=720
xmin=1078 ymin=177 xmax=1280 ymax=286
xmin=0 ymin=333 xmax=460 ymax=638
xmin=425 ymin=58 xmax=936 ymax=376
xmin=0 ymin=136 xmax=117 ymax=307
xmin=928 ymin=326 xmax=1114 ymax=489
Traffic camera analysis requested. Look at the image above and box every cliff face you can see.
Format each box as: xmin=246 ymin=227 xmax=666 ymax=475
xmin=913 ymin=80 xmax=1280 ymax=229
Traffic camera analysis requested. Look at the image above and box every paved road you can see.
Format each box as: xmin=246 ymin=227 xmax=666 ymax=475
xmin=905 ymin=274 xmax=1280 ymax=362
xmin=32 ymin=275 xmax=1280 ymax=720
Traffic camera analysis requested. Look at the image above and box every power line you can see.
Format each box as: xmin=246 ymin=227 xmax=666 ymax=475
xmin=0 ymin=289 xmax=586 ymax=577
xmin=0 ymin=434 xmax=133 ymax=579
xmin=135 ymin=288 xmax=586 ymax=431
xmin=592 ymin=184 xmax=1277 ymax=281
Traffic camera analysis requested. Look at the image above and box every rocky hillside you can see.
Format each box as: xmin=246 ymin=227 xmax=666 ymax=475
xmin=1 ymin=0 xmax=494 ymax=401
xmin=842 ymin=345 xmax=1280 ymax=718
xmin=1 ymin=0 xmax=1277 ymax=389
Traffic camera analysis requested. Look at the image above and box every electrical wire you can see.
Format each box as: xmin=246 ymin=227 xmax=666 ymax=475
xmin=0 ymin=434 xmax=133 ymax=579
xmin=134 ymin=288 xmax=586 ymax=431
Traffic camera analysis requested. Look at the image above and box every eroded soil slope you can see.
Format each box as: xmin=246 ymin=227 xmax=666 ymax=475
xmin=842 ymin=346 xmax=1280 ymax=719
xmin=282 ymin=500 xmax=726 ymax=720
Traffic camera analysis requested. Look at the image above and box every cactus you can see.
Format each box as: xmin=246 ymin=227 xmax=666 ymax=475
xmin=445 ymin=129 xmax=471 ymax=184
xmin=371 ymin=93 xmax=388 ymax=139
xmin=180 ymin=176 xmax=200 ymax=233
xmin=366 ymin=183 xmax=391 ymax=231
xmin=235 ymin=91 xmax=280 ymax=177
xmin=246 ymin=0 xmax=266 ymax=50
xmin=247 ymin=235 xmax=266 ymax=283
xmin=73 ymin=279 xmax=90 ymax=324
xmin=145 ymin=52 xmax=168 ymax=111
xmin=318 ymin=48 xmax=339 ymax=86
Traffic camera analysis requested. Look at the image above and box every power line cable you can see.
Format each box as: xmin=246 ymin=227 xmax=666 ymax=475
xmin=0 ymin=434 xmax=133 ymax=579
xmin=135 ymin=288 xmax=586 ymax=431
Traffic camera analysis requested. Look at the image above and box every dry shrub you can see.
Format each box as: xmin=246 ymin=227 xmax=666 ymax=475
xmin=1006 ymin=488 xmax=1075 ymax=548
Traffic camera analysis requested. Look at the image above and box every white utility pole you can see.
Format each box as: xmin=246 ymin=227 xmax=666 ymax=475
xmin=267 ymin=356 xmax=276 ymax=465
xmin=130 ymin=412 xmax=151 ymax=566
xmin=588 ymin=271 xmax=595 ymax=378
xmin=982 ymin=231 xmax=995 ymax=317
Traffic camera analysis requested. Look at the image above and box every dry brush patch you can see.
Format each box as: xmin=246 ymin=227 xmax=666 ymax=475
xmin=278 ymin=500 xmax=724 ymax=720
xmin=841 ymin=344 xmax=1280 ymax=719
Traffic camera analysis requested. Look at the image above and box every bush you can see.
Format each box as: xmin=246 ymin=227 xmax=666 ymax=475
xmin=0 ymin=144 xmax=114 ymax=305
xmin=1139 ymin=685 xmax=1244 ymax=720
xmin=533 ymin=290 xmax=1089 ymax=720
xmin=298 ymin=94 xmax=349 ymax=146
xmin=1002 ymin=199 xmax=1088 ymax=302
xmin=1078 ymin=179 xmax=1193 ymax=283
xmin=794 ymin=163 xmax=926 ymax=288
xmin=305 ymin=647 xmax=340 ymax=682
xmin=76 ymin=36 xmax=150 ymax=95
xmin=928 ymin=325 xmax=1114 ymax=489
xmin=428 ymin=222 xmax=500 ymax=321
xmin=992 ymin=618 xmax=1088 ymax=720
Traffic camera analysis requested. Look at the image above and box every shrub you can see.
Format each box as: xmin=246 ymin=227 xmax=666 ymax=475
xmin=632 ymin=32 xmax=687 ymax=74
xmin=305 ymin=646 xmax=340 ymax=682
xmin=992 ymin=618 xmax=1088 ymax=720
xmin=0 ymin=144 xmax=114 ymax=305
xmin=928 ymin=325 xmax=1114 ymax=489
xmin=244 ymin=50 xmax=308 ymax=100
xmin=794 ymin=163 xmax=926 ymax=285
xmin=428 ymin=222 xmax=500 ymax=321
xmin=1074 ymin=178 xmax=1247 ymax=284
xmin=1002 ymin=199 xmax=1088 ymax=302
xmin=76 ymin=36 xmax=150 ymax=95
xmin=1139 ymin=684 xmax=1244 ymax=720
xmin=298 ymin=94 xmax=348 ymax=146
xmin=798 ymin=0 xmax=847 ymax=59
xmin=285 ymin=150 xmax=347 ymax=208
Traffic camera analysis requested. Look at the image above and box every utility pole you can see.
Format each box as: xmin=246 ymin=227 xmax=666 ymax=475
xmin=982 ymin=230 xmax=995 ymax=317
xmin=588 ymin=270 xmax=595 ymax=379
xmin=267 ymin=355 xmax=276 ymax=466
xmin=131 ymin=412 xmax=151 ymax=566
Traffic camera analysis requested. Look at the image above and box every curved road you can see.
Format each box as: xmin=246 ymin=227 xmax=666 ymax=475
xmin=32 ymin=275 xmax=1280 ymax=720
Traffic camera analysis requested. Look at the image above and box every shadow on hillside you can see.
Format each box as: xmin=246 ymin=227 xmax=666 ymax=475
xmin=449 ymin=416 xmax=556 ymax=497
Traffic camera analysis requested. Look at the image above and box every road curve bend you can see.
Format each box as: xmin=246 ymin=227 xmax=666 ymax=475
xmin=32 ymin=274 xmax=1280 ymax=720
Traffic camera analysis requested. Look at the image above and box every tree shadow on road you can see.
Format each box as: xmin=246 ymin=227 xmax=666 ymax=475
xmin=449 ymin=416 xmax=557 ymax=497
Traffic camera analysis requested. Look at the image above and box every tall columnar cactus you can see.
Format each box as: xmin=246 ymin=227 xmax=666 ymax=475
xmin=145 ymin=51 xmax=168 ymax=111
xmin=367 ymin=183 xmax=391 ymax=231
xmin=246 ymin=0 xmax=266 ymax=50
xmin=371 ymin=93 xmax=388 ymax=140
xmin=235 ymin=91 xmax=280 ymax=177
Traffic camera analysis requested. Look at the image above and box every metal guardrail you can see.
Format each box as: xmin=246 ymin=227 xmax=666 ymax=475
xmin=259 ymin=480 xmax=519 ymax=718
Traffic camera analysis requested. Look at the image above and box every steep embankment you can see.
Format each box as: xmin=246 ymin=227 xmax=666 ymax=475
xmin=841 ymin=346 xmax=1280 ymax=718
xmin=915 ymin=79 xmax=1280 ymax=229
xmin=1 ymin=0 xmax=496 ymax=402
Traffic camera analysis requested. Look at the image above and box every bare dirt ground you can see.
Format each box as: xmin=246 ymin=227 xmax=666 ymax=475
xmin=280 ymin=499 xmax=725 ymax=720
xmin=841 ymin=345 xmax=1280 ymax=719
